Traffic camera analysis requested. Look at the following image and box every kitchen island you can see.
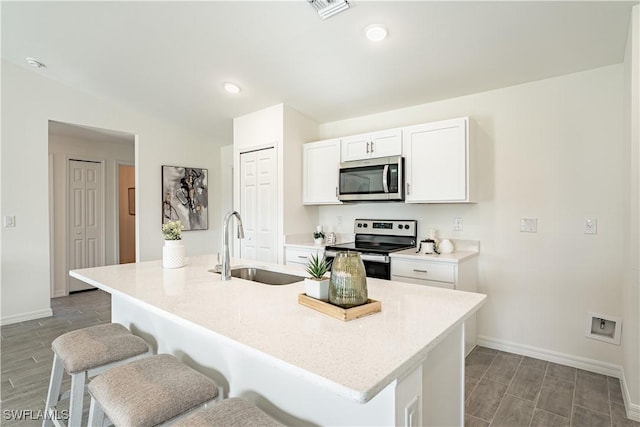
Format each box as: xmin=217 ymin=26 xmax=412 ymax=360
xmin=70 ymin=254 xmax=486 ymax=426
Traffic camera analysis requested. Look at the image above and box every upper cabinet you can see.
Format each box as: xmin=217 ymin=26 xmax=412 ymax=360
xmin=302 ymin=138 xmax=342 ymax=205
xmin=341 ymin=129 xmax=402 ymax=162
xmin=403 ymin=117 xmax=474 ymax=203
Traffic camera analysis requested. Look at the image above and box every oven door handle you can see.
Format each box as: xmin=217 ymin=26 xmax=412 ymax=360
xmin=324 ymin=250 xmax=389 ymax=263
xmin=382 ymin=164 xmax=389 ymax=193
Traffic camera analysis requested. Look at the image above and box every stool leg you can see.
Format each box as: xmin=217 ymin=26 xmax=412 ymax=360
xmin=43 ymin=354 xmax=64 ymax=427
xmin=68 ymin=372 xmax=86 ymax=427
xmin=87 ymin=397 xmax=105 ymax=427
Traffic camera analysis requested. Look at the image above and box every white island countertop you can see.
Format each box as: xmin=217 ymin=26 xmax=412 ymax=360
xmin=71 ymin=254 xmax=486 ymax=404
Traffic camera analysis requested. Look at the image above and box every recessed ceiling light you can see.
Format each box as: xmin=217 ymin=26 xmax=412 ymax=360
xmin=223 ymin=82 xmax=241 ymax=94
xmin=25 ymin=57 xmax=46 ymax=68
xmin=365 ymin=25 xmax=388 ymax=42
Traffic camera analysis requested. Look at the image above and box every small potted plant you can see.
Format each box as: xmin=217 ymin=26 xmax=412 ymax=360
xmin=313 ymin=231 xmax=325 ymax=245
xmin=162 ymin=220 xmax=185 ymax=268
xmin=304 ymin=252 xmax=330 ymax=301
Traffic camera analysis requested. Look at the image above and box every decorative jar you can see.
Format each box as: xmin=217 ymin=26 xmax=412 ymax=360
xmin=329 ymin=251 xmax=368 ymax=308
xmin=163 ymin=240 xmax=185 ymax=268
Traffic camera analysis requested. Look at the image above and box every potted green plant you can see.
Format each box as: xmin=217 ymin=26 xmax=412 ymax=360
xmin=162 ymin=220 xmax=185 ymax=268
xmin=304 ymin=252 xmax=330 ymax=301
xmin=313 ymin=231 xmax=325 ymax=245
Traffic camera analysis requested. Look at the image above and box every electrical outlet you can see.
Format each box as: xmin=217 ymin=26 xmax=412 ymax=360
xmin=4 ymin=216 xmax=15 ymax=227
xmin=520 ymin=218 xmax=537 ymax=233
xmin=584 ymin=218 xmax=597 ymax=235
xmin=453 ymin=217 xmax=463 ymax=231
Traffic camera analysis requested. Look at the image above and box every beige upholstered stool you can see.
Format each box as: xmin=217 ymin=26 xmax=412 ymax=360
xmin=172 ymin=397 xmax=284 ymax=427
xmin=87 ymin=354 xmax=221 ymax=427
xmin=43 ymin=323 xmax=151 ymax=427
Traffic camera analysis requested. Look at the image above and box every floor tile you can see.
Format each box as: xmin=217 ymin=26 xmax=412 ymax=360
xmin=521 ymin=356 xmax=547 ymax=371
xmin=465 ymin=414 xmax=489 ymax=427
xmin=611 ymin=402 xmax=640 ymax=427
xmin=465 ymin=349 xmax=497 ymax=379
xmin=571 ymin=405 xmax=611 ymax=427
xmin=473 ymin=346 xmax=499 ymax=356
xmin=575 ymin=369 xmax=610 ymax=415
xmin=547 ymin=362 xmax=576 ymax=383
xmin=484 ymin=352 xmax=522 ymax=385
xmin=466 ymin=375 xmax=480 ymax=402
xmin=508 ymin=365 xmax=544 ymax=401
xmin=530 ymin=408 xmax=570 ymax=427
xmin=491 ymin=394 xmax=534 ymax=427
xmin=608 ymin=377 xmax=625 ymax=405
xmin=465 ymin=378 xmax=508 ymax=421
xmin=537 ymin=381 xmax=574 ymax=418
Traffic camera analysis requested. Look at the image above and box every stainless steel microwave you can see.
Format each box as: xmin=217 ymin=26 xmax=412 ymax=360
xmin=338 ymin=156 xmax=404 ymax=201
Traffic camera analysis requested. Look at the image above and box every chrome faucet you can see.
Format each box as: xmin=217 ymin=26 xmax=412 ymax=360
xmin=219 ymin=210 xmax=245 ymax=280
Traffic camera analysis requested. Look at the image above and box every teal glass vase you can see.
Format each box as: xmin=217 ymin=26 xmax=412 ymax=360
xmin=329 ymin=251 xmax=368 ymax=308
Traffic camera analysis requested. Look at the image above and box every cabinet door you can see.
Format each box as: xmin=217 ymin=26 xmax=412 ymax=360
xmin=302 ymin=139 xmax=342 ymax=205
xmin=369 ymin=129 xmax=402 ymax=159
xmin=341 ymin=134 xmax=371 ymax=162
xmin=403 ymin=118 xmax=469 ymax=203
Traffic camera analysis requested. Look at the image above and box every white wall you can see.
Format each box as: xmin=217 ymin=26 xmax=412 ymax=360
xmin=623 ymin=5 xmax=640 ymax=417
xmin=49 ymin=133 xmax=134 ymax=297
xmin=1 ymin=60 xmax=223 ymax=324
xmin=318 ymin=65 xmax=629 ymax=373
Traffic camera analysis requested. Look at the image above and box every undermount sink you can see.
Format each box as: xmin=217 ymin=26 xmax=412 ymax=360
xmin=210 ymin=266 xmax=304 ymax=285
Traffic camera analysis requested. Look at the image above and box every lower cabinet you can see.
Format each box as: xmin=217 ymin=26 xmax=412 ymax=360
xmin=391 ymin=255 xmax=478 ymax=355
xmin=285 ymin=246 xmax=325 ymax=270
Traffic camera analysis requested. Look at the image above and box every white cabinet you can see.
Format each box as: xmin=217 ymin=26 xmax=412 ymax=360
xmin=341 ymin=129 xmax=402 ymax=161
xmin=285 ymin=246 xmax=325 ymax=270
xmin=403 ymin=117 xmax=474 ymax=203
xmin=302 ymin=139 xmax=341 ymax=205
xmin=391 ymin=255 xmax=478 ymax=355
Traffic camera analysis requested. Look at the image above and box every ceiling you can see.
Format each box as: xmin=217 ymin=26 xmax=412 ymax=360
xmin=2 ymin=1 xmax=636 ymax=145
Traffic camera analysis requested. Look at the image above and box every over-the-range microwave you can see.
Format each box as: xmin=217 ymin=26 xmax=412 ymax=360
xmin=338 ymin=155 xmax=404 ymax=202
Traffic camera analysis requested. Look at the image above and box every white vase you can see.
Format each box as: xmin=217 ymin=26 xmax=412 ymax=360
xmin=163 ymin=240 xmax=185 ymax=268
xmin=304 ymin=277 xmax=330 ymax=301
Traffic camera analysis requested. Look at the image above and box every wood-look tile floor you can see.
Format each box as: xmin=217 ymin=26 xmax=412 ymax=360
xmin=1 ymin=290 xmax=638 ymax=426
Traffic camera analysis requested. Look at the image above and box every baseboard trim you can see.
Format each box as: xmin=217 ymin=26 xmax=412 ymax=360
xmin=477 ymin=335 xmax=639 ymax=422
xmin=0 ymin=308 xmax=53 ymax=326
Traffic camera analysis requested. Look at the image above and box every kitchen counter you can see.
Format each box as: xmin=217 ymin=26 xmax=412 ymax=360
xmin=71 ymin=254 xmax=486 ymax=426
xmin=390 ymin=247 xmax=479 ymax=263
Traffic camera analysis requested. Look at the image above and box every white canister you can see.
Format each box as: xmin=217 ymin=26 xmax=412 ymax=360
xmin=439 ymin=239 xmax=455 ymax=254
xmin=419 ymin=240 xmax=436 ymax=254
xmin=163 ymin=240 xmax=185 ymax=268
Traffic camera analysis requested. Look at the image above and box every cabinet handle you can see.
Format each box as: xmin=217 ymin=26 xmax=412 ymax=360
xmin=298 ymin=256 xmax=308 ymax=259
xmin=366 ymin=141 xmax=370 ymax=153
xmin=335 ymin=187 xmax=338 ymax=197
xmin=406 ymin=183 xmax=411 ymax=195
xmin=370 ymin=141 xmax=374 ymax=152
xmin=413 ymin=269 xmax=428 ymax=273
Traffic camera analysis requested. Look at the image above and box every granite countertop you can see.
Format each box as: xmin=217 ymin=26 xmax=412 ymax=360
xmin=70 ymin=254 xmax=485 ymax=403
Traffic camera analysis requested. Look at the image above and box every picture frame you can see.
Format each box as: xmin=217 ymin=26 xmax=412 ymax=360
xmin=162 ymin=165 xmax=208 ymax=231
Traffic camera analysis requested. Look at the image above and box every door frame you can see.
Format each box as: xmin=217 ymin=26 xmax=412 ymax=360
xmin=115 ymin=160 xmax=135 ymax=264
xmin=66 ymin=156 xmax=107 ymax=293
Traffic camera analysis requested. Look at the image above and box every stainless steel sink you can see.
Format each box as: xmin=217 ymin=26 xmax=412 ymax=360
xmin=210 ymin=266 xmax=304 ymax=285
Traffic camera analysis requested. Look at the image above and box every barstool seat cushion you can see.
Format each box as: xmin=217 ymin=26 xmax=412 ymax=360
xmin=88 ymin=354 xmax=219 ymax=427
xmin=173 ymin=398 xmax=283 ymax=427
xmin=51 ymin=323 xmax=149 ymax=373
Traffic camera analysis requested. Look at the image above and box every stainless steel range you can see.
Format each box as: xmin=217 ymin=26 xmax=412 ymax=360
xmin=324 ymin=219 xmax=417 ymax=280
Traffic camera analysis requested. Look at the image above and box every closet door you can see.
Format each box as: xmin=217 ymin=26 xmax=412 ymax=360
xmin=68 ymin=159 xmax=104 ymax=292
xmin=239 ymin=148 xmax=277 ymax=263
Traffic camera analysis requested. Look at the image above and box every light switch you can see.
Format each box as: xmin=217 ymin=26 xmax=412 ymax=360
xmin=4 ymin=215 xmax=16 ymax=227
xmin=585 ymin=218 xmax=597 ymax=235
xmin=520 ymin=218 xmax=537 ymax=233
xmin=453 ymin=217 xmax=463 ymax=231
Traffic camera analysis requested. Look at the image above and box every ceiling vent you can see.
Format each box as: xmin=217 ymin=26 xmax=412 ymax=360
xmin=308 ymin=0 xmax=350 ymax=20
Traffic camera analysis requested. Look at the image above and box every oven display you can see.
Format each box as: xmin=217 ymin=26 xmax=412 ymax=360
xmin=373 ymin=222 xmax=393 ymax=229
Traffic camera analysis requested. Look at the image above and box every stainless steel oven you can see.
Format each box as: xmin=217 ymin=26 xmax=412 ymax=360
xmin=338 ymin=156 xmax=403 ymax=202
xmin=324 ymin=219 xmax=417 ymax=280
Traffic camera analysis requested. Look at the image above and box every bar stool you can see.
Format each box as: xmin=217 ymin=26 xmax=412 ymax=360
xmin=87 ymin=354 xmax=222 ymax=426
xmin=172 ymin=397 xmax=284 ymax=427
xmin=43 ymin=323 xmax=151 ymax=427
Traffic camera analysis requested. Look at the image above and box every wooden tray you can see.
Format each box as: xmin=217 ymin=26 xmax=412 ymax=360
xmin=298 ymin=294 xmax=381 ymax=321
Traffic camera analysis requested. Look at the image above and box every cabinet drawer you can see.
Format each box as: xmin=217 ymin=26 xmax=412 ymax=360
xmin=391 ymin=259 xmax=455 ymax=283
xmin=390 ymin=275 xmax=454 ymax=290
xmin=285 ymin=248 xmax=324 ymax=265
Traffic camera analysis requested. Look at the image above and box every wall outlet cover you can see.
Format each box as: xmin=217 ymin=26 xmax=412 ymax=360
xmin=520 ymin=218 xmax=537 ymax=233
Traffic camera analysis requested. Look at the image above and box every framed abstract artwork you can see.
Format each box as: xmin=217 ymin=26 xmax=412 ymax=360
xmin=162 ymin=165 xmax=208 ymax=230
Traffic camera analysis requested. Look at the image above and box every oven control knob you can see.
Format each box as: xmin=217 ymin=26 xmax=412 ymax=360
xmin=397 ymin=224 xmax=402 ymax=229
xmin=357 ymin=223 xmax=362 ymax=228
xmin=404 ymin=224 xmax=410 ymax=229
xmin=363 ymin=223 xmax=368 ymax=228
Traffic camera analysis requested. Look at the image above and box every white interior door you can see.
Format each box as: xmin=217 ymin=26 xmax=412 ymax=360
xmin=68 ymin=159 xmax=104 ymax=292
xmin=239 ymin=148 xmax=277 ymax=262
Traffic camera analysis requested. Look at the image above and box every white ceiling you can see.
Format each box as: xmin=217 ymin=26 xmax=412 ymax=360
xmin=2 ymin=1 xmax=636 ymax=145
